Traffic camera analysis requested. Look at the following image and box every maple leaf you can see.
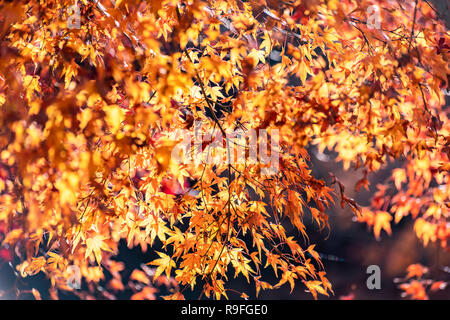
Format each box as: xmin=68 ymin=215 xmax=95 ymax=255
xmin=406 ymin=264 xmax=429 ymax=279
xmin=430 ymin=281 xmax=447 ymax=292
xmin=131 ymin=287 xmax=158 ymax=300
xmin=162 ymin=292 xmax=185 ymax=300
xmin=400 ymin=280 xmax=428 ymax=300
xmin=85 ymin=235 xmax=114 ymax=265
xmin=32 ymin=288 xmax=42 ymax=300
xmin=247 ymin=49 xmax=266 ymax=67
xmin=130 ymin=269 xmax=151 ymax=285
xmin=148 ymin=252 xmax=176 ymax=281
xmin=304 ymin=280 xmax=330 ymax=300
xmin=47 ymin=252 xmax=67 ymax=270
xmin=373 ymin=211 xmax=392 ymax=240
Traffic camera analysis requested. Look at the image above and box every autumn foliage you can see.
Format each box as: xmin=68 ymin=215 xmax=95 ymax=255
xmin=0 ymin=0 xmax=448 ymax=300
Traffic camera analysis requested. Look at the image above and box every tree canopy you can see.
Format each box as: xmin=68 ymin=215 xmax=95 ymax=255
xmin=0 ymin=0 xmax=448 ymax=300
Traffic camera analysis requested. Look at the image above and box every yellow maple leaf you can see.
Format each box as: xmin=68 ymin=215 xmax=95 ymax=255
xmin=85 ymin=235 xmax=113 ymax=265
xmin=373 ymin=211 xmax=392 ymax=240
xmin=148 ymin=251 xmax=176 ymax=280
